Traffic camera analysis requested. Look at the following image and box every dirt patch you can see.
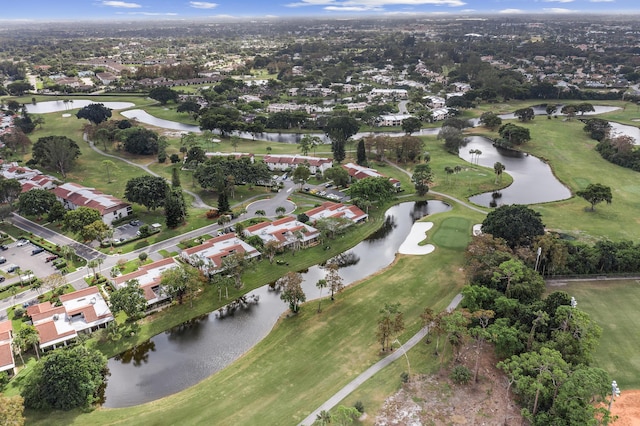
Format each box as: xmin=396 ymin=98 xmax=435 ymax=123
xmin=610 ymin=389 xmax=640 ymax=426
xmin=375 ymin=343 xmax=523 ymax=426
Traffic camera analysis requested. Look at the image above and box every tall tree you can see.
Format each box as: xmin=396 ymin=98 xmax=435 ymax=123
xmin=325 ymin=116 xmax=360 ymax=163
xmin=376 ymin=303 xmax=404 ymax=352
xmin=482 ymin=204 xmax=545 ymax=248
xmin=493 ymin=161 xmax=505 ymax=184
xmin=17 ymin=189 xmax=57 ymax=217
xmin=0 ymin=395 xmax=25 ymax=426
xmin=109 ymin=280 xmax=148 ymax=321
xmin=277 ymin=271 xmax=306 ymax=314
xmin=63 ymin=207 xmax=102 ymax=233
xmin=171 ymin=167 xmax=181 ymax=188
xmin=479 ymin=111 xmax=502 ymax=130
xmin=498 ymin=123 xmax=531 ymax=146
xmin=16 ymin=325 xmax=40 ymax=361
xmin=101 ymin=160 xmax=116 ymax=183
xmin=124 ymin=176 xmax=169 ymax=211
xmin=437 ymin=126 xmax=466 ymax=154
xmin=401 ymin=117 xmax=422 ymax=135
xmin=349 ymin=177 xmax=396 ymax=213
xmin=576 ymin=183 xmax=612 ymax=211
xmin=30 ymin=135 xmax=81 ymax=178
xmin=323 ymin=261 xmax=344 ymax=300
xmin=411 ymin=163 xmax=433 ymax=196
xmin=316 ymin=279 xmax=328 ymax=312
xmin=292 ymin=165 xmax=311 ymax=189
xmin=514 ymin=107 xmax=535 ymax=122
xmin=160 ymin=264 xmax=202 ymax=308
xmin=75 ymin=103 xmax=112 ymax=125
xmin=356 ymin=139 xmax=367 ymax=166
xmin=148 ymin=87 xmax=179 ymax=105
xmin=21 ymin=346 xmax=108 ymax=411
xmin=164 ymin=187 xmax=187 ymax=228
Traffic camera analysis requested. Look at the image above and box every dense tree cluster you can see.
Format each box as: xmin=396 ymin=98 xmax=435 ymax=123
xmin=22 ymin=345 xmax=108 ymax=411
xmin=29 ymin=135 xmax=81 ymax=178
xmin=463 ymin=216 xmax=612 ymax=424
xmin=194 ymin=157 xmax=271 ymax=193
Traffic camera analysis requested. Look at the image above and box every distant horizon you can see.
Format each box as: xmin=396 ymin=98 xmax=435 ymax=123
xmin=2 ymin=0 xmax=640 ymax=22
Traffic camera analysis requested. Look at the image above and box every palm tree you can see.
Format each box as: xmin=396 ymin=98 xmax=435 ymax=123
xmin=12 ymin=336 xmax=25 ymax=365
xmin=60 ymin=245 xmax=75 ymax=261
xmin=18 ymin=326 xmax=40 ymax=361
xmin=316 ymin=279 xmax=328 ymax=312
xmin=493 ymin=161 xmax=506 ymax=184
xmin=444 ymin=166 xmax=454 ymax=184
xmin=275 ymin=206 xmax=286 ymax=217
xmin=87 ymin=260 xmax=99 ymax=279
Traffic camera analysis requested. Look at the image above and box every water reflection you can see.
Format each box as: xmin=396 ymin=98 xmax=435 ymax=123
xmin=114 ymin=340 xmax=156 ymax=367
xmin=25 ymin=100 xmax=135 ymax=114
xmin=103 ymin=201 xmax=451 ymax=408
xmin=459 ymin=136 xmax=571 ymax=206
xmin=328 ymin=252 xmax=360 ymax=269
xmin=366 ymin=215 xmax=398 ymax=242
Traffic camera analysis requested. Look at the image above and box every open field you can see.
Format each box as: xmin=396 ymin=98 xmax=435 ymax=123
xmin=24 ymin=204 xmax=481 ymax=425
xmin=546 ymin=279 xmax=640 ymax=390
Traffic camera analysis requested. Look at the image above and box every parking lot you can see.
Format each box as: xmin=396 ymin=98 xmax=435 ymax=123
xmin=111 ymin=220 xmax=143 ymax=244
xmin=0 ymin=240 xmax=63 ymax=285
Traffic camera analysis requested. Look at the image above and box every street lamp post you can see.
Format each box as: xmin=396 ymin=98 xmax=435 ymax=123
xmin=609 ymin=380 xmax=621 ymax=411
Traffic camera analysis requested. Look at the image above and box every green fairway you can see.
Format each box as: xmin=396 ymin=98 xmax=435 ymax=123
xmin=24 ymin=205 xmax=481 ymax=426
xmin=430 ymin=216 xmax=473 ymax=250
xmin=546 ymin=280 xmax=640 ymax=390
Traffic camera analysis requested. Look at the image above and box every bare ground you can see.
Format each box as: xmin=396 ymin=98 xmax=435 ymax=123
xmin=610 ymin=390 xmax=640 ymax=426
xmin=375 ymin=343 xmax=524 ymax=426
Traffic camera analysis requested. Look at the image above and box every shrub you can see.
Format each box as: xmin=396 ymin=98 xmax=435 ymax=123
xmin=13 ymin=307 xmax=25 ymax=319
xmin=138 ymin=252 xmax=148 ymax=262
xmin=354 ymin=401 xmax=365 ymax=414
xmin=400 ymin=372 xmax=409 ymax=383
xmin=450 ymin=365 xmax=472 ymax=385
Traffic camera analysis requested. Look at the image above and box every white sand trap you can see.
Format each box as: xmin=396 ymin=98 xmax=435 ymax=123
xmin=61 ymin=113 xmax=71 ymax=118
xmin=472 ymin=223 xmax=483 ymax=236
xmin=398 ymin=222 xmax=435 ymax=255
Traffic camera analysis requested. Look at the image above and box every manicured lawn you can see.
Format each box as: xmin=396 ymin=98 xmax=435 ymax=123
xmin=545 ymin=279 xmax=640 ymax=390
xmin=25 ymin=205 xmax=476 ymax=426
xmin=493 ymin=116 xmax=640 ymax=241
xmin=430 ymin=216 xmax=472 ymax=250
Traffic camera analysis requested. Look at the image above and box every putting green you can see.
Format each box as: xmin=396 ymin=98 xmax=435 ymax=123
xmin=431 ymin=216 xmax=472 ymax=250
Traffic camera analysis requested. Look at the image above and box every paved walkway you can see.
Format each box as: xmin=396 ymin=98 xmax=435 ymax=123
xmin=84 ymin=133 xmax=212 ymax=209
xmin=298 ymin=293 xmax=464 ymax=426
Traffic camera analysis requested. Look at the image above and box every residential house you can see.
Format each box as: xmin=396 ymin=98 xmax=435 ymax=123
xmin=369 ymin=88 xmax=408 ymax=100
xmin=262 ymin=154 xmax=333 ymax=175
xmin=181 ymin=233 xmax=260 ymax=275
xmin=27 ymin=287 xmax=113 ymax=350
xmin=112 ymin=257 xmax=178 ymax=309
xmin=378 ymin=114 xmax=414 ymax=127
xmin=305 ymin=201 xmax=368 ymax=225
xmin=0 ymin=320 xmax=15 ymax=375
xmin=96 ymin=72 xmax=117 ymax=85
xmin=244 ymin=217 xmax=320 ymax=249
xmin=52 ymin=182 xmax=132 ymax=225
xmin=342 ymin=162 xmax=401 ymax=189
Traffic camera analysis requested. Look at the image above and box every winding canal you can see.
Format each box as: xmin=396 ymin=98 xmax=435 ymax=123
xmin=103 ymin=200 xmax=451 ymax=407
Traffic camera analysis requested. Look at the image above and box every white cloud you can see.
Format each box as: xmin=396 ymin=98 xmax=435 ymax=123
xmin=325 ymin=5 xmax=383 ymax=10
xmin=543 ymin=7 xmax=574 ymax=12
xmin=543 ymin=0 xmax=574 ymax=2
xmin=126 ymin=12 xmax=179 ymax=15
xmin=589 ymin=0 xmax=614 ymax=2
xmin=102 ymin=1 xmax=141 ymax=8
xmin=286 ymin=0 xmax=466 ymax=8
xmin=498 ymin=8 xmax=524 ymax=13
xmin=189 ymin=1 xmax=218 ymax=9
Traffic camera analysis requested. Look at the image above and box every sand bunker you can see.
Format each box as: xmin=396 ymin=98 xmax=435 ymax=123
xmin=61 ymin=113 xmax=71 ymax=118
xmin=398 ymin=222 xmax=435 ymax=255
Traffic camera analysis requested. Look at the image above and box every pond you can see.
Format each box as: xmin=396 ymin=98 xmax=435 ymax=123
xmin=25 ymin=100 xmax=135 ymax=114
xmin=609 ymin=121 xmax=640 ymax=144
xmin=120 ymin=109 xmax=441 ymax=144
xmin=459 ymin=136 xmax=572 ymax=207
xmin=103 ymin=200 xmax=451 ymax=408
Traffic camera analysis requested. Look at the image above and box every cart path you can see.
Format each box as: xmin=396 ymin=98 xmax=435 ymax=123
xmin=298 ymin=293 xmax=463 ymax=425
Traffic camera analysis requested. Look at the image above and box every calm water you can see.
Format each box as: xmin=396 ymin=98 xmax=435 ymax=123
xmin=103 ymin=200 xmax=451 ymax=408
xmin=609 ymin=121 xmax=640 ymax=144
xmin=25 ymin=100 xmax=134 ymax=114
xmin=459 ymin=136 xmax=572 ymax=207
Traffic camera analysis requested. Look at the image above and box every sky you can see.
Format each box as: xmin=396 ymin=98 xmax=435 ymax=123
xmin=1 ymin=0 xmax=639 ymax=21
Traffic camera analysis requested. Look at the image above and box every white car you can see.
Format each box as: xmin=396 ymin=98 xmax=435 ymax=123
xmin=16 ymin=239 xmax=28 ymax=247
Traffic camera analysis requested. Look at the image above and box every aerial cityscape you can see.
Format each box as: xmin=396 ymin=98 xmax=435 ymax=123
xmin=0 ymin=7 xmax=640 ymax=426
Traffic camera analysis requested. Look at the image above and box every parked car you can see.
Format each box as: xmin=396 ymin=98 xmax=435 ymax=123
xmin=0 ymin=245 xmax=7 ymax=251
xmin=129 ymin=219 xmax=141 ymax=226
xmin=45 ymin=255 xmax=59 ymax=263
xmin=31 ymin=247 xmax=45 ymax=255
xmin=0 ymin=276 xmax=5 ymax=283
xmin=0 ymin=257 xmax=5 ymax=264
xmin=6 ymin=264 xmax=19 ymax=273
xmin=16 ymin=239 xmax=28 ymax=247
